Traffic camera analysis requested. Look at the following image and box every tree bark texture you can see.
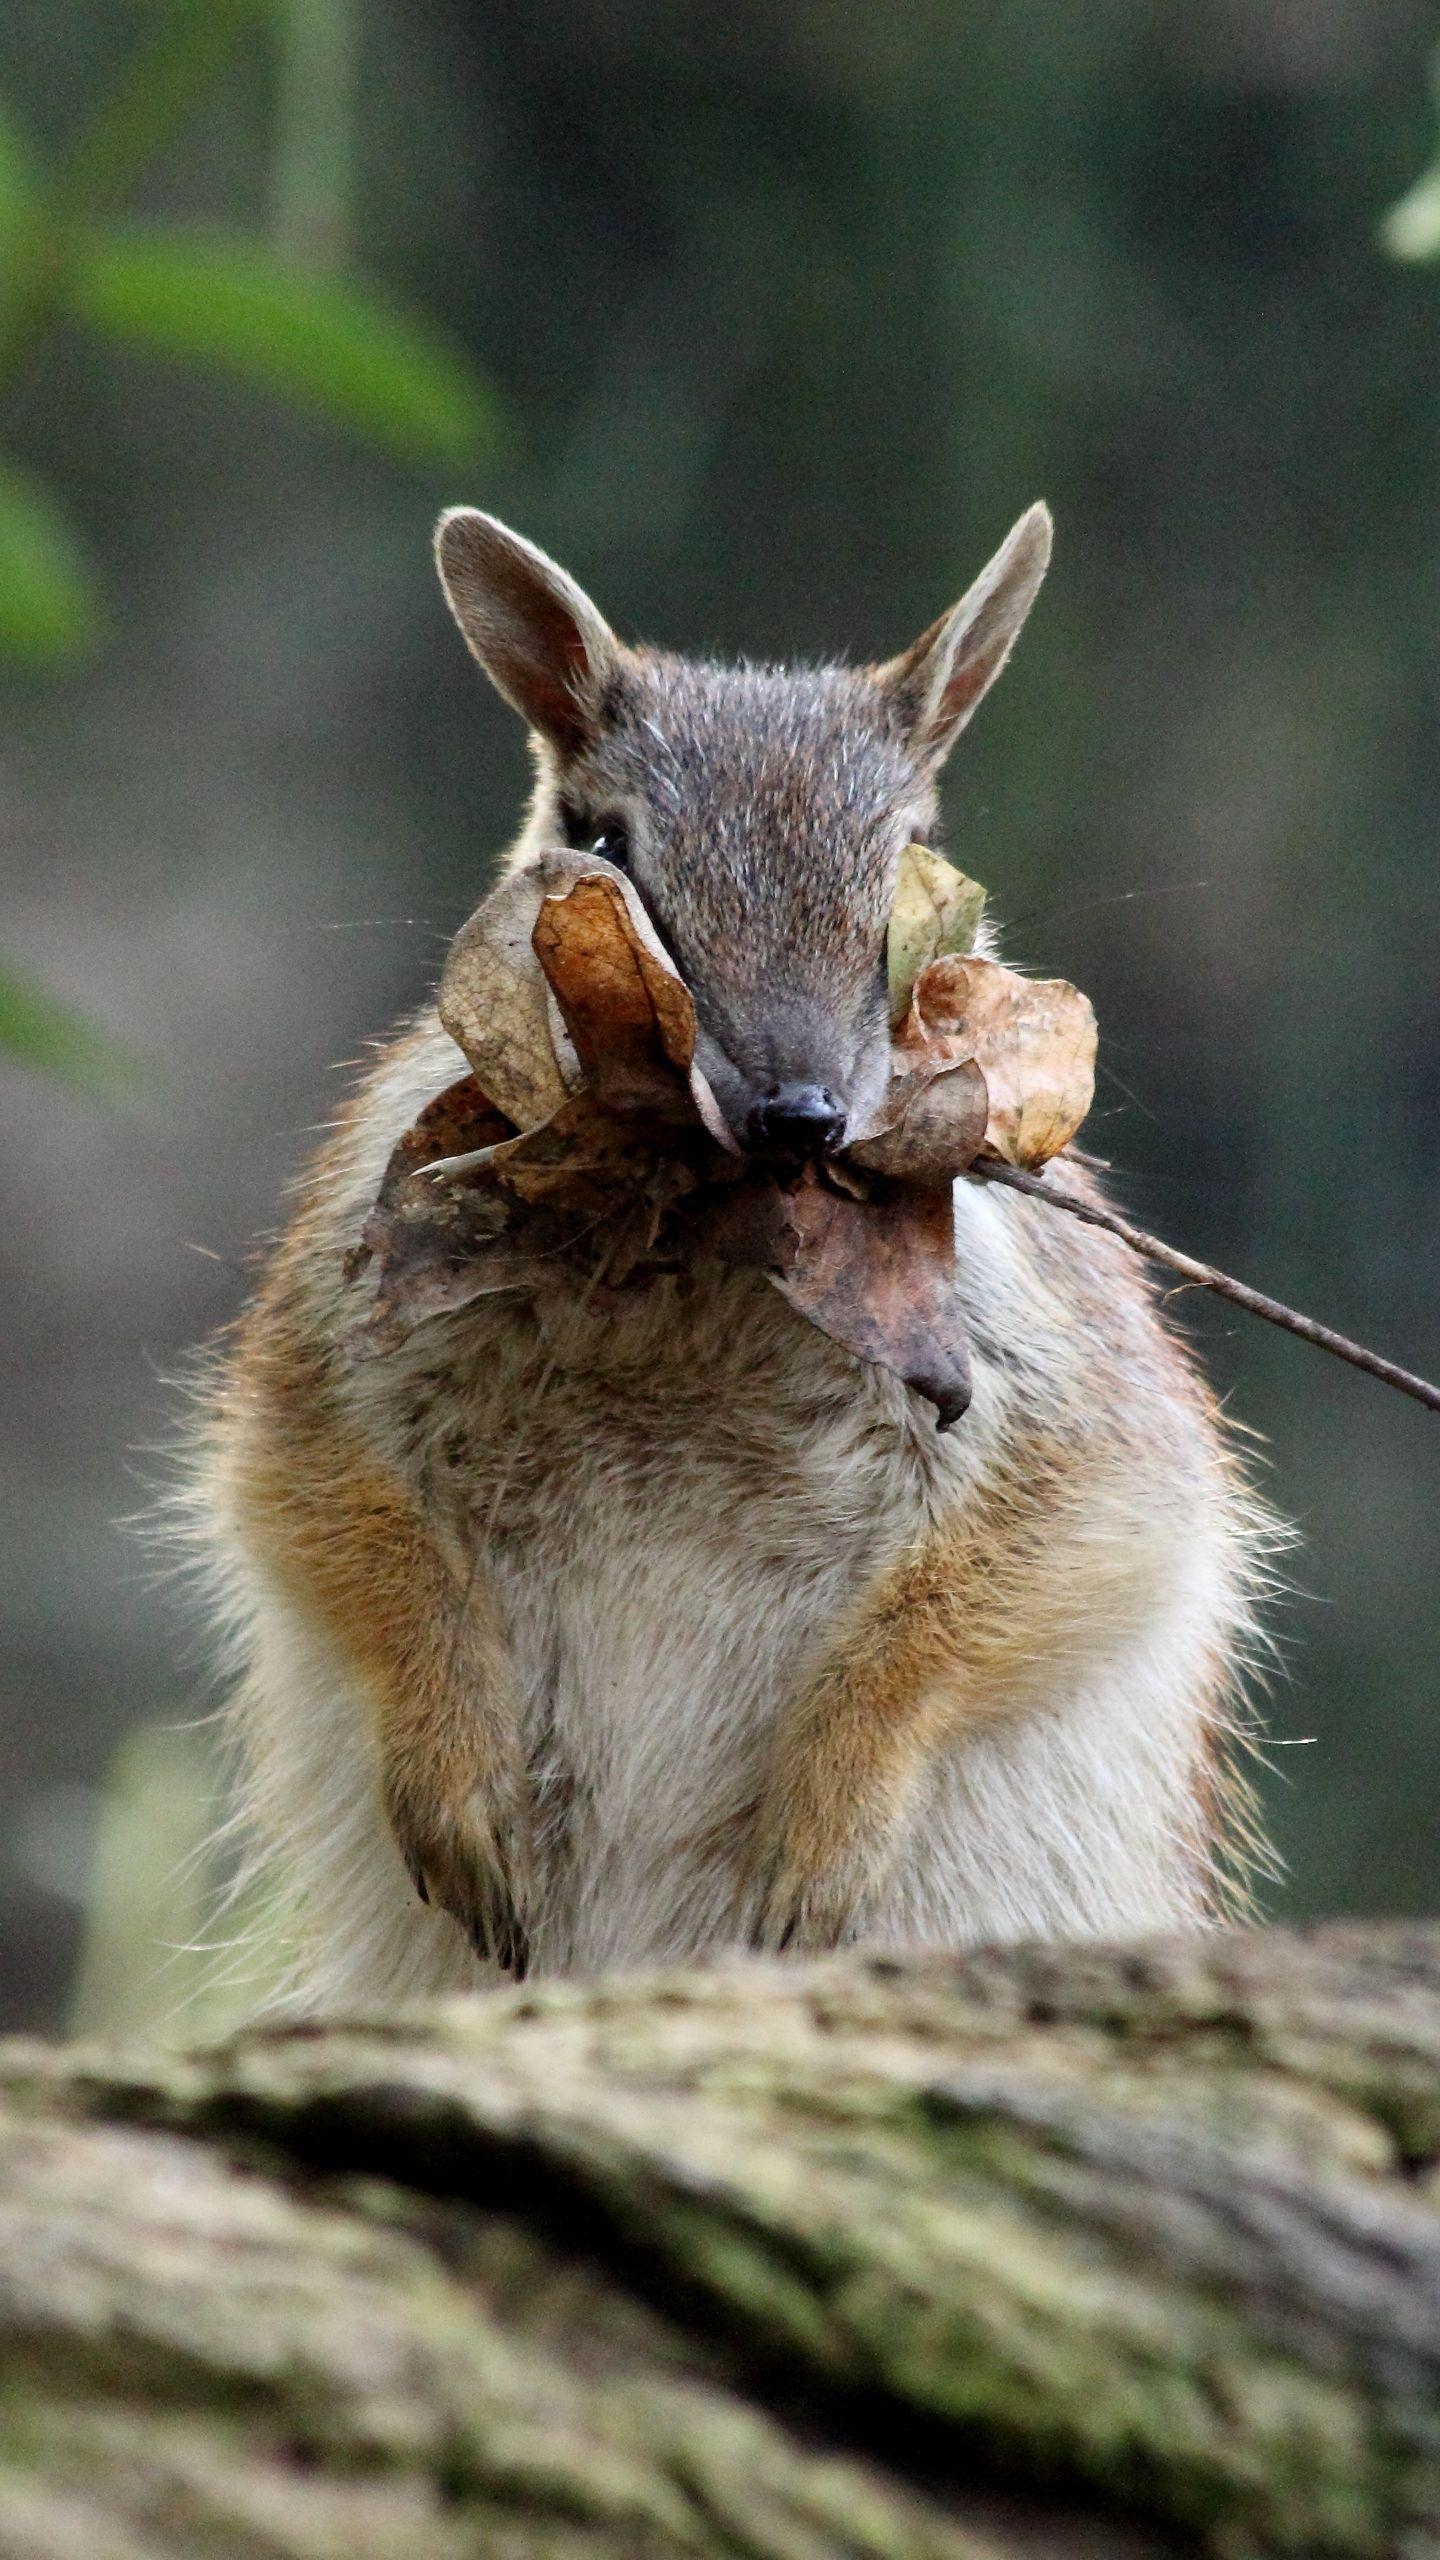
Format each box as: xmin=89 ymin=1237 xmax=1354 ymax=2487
xmin=1 ymin=1924 xmax=1438 ymax=2559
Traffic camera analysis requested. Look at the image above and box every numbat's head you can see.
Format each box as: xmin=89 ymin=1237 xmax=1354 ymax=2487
xmin=435 ymin=502 xmax=1051 ymax=1154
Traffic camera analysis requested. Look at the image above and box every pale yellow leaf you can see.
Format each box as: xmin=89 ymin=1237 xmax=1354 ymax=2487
xmin=886 ymin=842 xmax=987 ymax=1028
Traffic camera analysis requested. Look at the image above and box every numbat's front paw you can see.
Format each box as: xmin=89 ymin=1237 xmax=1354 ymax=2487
xmin=741 ymin=1832 xmax=871 ymax=1957
xmin=746 ymin=1867 xmax=851 ymax=1956
xmin=386 ymin=1774 xmax=535 ymax=1979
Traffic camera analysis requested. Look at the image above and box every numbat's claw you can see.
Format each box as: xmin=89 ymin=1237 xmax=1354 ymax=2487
xmin=743 ymin=1847 xmax=855 ymax=1959
xmin=386 ymin=1776 xmax=535 ymax=1980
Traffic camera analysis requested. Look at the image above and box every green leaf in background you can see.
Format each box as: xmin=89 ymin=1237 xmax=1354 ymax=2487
xmin=1381 ymin=164 xmax=1440 ymax=261
xmin=69 ymin=1722 xmax=266 ymax=2046
xmin=1381 ymin=40 xmax=1440 ymax=260
xmin=0 ymin=458 xmax=100 ymax=661
xmin=68 ymin=224 xmax=496 ymax=467
xmin=0 ymin=956 xmax=141 ymax=1100
xmin=0 ymin=92 xmax=40 ymax=253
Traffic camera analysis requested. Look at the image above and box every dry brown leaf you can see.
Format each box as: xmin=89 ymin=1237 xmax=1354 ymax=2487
xmin=685 ymin=1175 xmax=795 ymax=1274
xmin=911 ymin=952 xmax=1096 ymax=1169
xmin=346 ymin=1077 xmax=714 ymax=1359
xmin=845 ymin=1010 xmax=976 ymax=1147
xmin=845 ymin=939 xmax=994 ymax=1183
xmin=768 ymin=1169 xmax=971 ymax=1427
xmin=358 ymin=843 xmax=1096 ymax=1422
xmin=465 ymin=1088 xmax=705 ymax=1206
xmin=845 ymin=1058 xmax=989 ymax=1185
xmin=532 ymin=872 xmax=696 ymax=1096
xmin=436 ymin=854 xmax=734 ymax=1162
xmin=531 ymin=869 xmax=737 ymax=1148
xmin=345 ymin=1076 xmax=545 ymax=1355
xmin=437 ymin=860 xmax=591 ymax=1128
xmin=688 ymin=1169 xmax=970 ymax=1425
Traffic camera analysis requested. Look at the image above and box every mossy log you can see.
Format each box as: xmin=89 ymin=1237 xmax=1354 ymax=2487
xmin=2 ymin=1925 xmax=1439 ymax=2559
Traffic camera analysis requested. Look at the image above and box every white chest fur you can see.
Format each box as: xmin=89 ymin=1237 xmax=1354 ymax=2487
xmin=371 ymin=1262 xmax=949 ymax=1967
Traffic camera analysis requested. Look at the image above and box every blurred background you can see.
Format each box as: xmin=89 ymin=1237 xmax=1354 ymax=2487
xmin=2 ymin=0 xmax=1438 ymax=2036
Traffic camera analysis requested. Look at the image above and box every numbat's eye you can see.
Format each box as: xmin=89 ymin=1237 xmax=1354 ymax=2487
xmin=589 ymin=817 xmax=630 ymax=867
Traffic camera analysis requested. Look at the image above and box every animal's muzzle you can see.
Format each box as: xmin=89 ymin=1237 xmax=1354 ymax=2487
xmin=745 ymin=1082 xmax=847 ymax=1159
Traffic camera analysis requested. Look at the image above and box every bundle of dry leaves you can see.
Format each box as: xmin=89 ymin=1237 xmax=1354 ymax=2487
xmin=348 ymin=845 xmax=1097 ymax=1429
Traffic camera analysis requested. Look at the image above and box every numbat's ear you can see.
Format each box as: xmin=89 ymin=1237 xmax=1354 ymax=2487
xmin=435 ymin=509 xmax=619 ymax=756
xmin=875 ymin=502 xmax=1052 ymax=773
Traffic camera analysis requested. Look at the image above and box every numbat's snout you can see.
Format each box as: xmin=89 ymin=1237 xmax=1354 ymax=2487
xmin=746 ymin=1084 xmax=849 ymax=1158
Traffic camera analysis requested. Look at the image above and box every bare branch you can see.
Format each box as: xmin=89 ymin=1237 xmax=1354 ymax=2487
xmin=971 ymin=1158 xmax=1440 ymax=1415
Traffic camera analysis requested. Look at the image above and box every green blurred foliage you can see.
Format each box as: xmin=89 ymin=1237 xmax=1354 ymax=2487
xmin=0 ymin=97 xmax=39 ymax=250
xmin=1381 ymin=40 xmax=1440 ymax=252
xmin=0 ymin=956 xmax=138 ymax=1097
xmin=66 ymin=1722 xmax=219 ymax=2043
xmin=0 ymin=457 xmax=98 ymax=660
xmin=0 ymin=0 xmax=494 ymax=668
xmin=69 ymin=227 xmax=495 ymax=470
xmin=0 ymin=0 xmax=493 ymax=1095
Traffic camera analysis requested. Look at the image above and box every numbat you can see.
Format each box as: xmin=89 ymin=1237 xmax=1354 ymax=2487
xmin=197 ymin=504 xmax=1274 ymax=2004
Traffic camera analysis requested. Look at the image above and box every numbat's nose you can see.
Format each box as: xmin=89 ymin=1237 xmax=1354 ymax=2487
xmin=746 ymin=1083 xmax=848 ymax=1158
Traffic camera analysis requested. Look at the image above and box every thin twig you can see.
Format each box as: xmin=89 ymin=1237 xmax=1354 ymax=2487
xmin=970 ymin=1158 xmax=1440 ymax=1415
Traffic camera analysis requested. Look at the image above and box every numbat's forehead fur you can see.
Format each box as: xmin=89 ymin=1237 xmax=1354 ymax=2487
xmin=189 ymin=500 xmax=1281 ymax=2016
xmin=536 ymin=658 xmax=927 ymax=1141
xmin=556 ymin=653 xmax=920 ymax=982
